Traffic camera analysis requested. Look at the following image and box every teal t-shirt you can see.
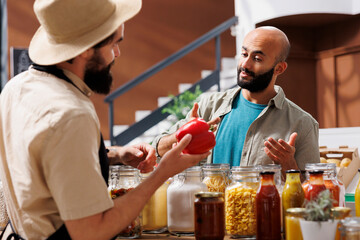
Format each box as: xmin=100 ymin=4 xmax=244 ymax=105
xmin=212 ymin=91 xmax=267 ymax=166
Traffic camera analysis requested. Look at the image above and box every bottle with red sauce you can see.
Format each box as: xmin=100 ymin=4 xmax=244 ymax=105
xmin=256 ymin=171 xmax=281 ymax=240
xmin=304 ymin=170 xmax=327 ymax=201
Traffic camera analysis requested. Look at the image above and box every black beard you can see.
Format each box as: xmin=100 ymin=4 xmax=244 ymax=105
xmin=237 ymin=66 xmax=274 ymax=92
xmin=84 ymin=53 xmax=114 ymax=95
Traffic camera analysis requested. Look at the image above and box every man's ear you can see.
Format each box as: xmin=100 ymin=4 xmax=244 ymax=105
xmin=79 ymin=48 xmax=95 ymax=61
xmin=274 ymin=61 xmax=287 ymax=76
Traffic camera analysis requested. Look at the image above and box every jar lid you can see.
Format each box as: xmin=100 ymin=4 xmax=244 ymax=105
xmin=305 ymin=163 xmax=336 ymax=171
xmin=260 ymin=171 xmax=275 ymax=175
xmin=231 ymin=166 xmax=260 ymax=173
xmin=261 ymin=164 xmax=281 ymax=171
xmin=308 ymin=170 xmax=324 ymax=174
xmin=331 ymin=207 xmax=352 ymax=219
xmin=286 ymin=169 xmax=301 ymax=174
xmin=286 ymin=208 xmax=306 ymax=217
xmin=341 ymin=217 xmax=360 ymax=230
xmin=195 ymin=191 xmax=224 ymax=198
xmin=202 ymin=163 xmax=230 ymax=170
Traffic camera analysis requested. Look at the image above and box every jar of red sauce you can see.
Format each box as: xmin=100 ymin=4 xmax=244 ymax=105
xmin=302 ymin=163 xmax=344 ymax=206
xmin=256 ymin=171 xmax=281 ymax=240
xmin=304 ymin=170 xmax=327 ymax=201
xmin=194 ymin=192 xmax=225 ymax=240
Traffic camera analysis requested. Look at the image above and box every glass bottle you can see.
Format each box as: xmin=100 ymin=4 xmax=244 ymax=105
xmin=140 ymin=172 xmax=168 ymax=233
xmin=355 ymin=169 xmax=360 ymax=217
xmin=304 ymin=170 xmax=327 ymax=201
xmin=282 ymin=170 xmax=305 ymax=233
xmin=260 ymin=164 xmax=283 ymax=192
xmin=302 ymin=163 xmax=344 ymax=207
xmin=256 ymin=171 xmax=281 ymax=240
xmin=285 ymin=208 xmax=305 ymax=240
xmin=202 ymin=163 xmax=230 ymax=193
xmin=108 ymin=165 xmax=142 ymax=239
xmin=225 ymin=166 xmax=259 ymax=238
xmin=194 ymin=192 xmax=225 ymax=240
xmin=167 ymin=166 xmax=208 ymax=235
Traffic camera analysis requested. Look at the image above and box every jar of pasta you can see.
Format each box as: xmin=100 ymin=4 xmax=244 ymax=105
xmin=202 ymin=163 xmax=230 ymax=193
xmin=108 ymin=165 xmax=142 ymax=239
xmin=225 ymin=166 xmax=260 ymax=238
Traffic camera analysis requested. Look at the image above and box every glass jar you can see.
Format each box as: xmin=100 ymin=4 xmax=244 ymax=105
xmin=140 ymin=172 xmax=168 ymax=233
xmin=108 ymin=165 xmax=142 ymax=239
xmin=194 ymin=192 xmax=225 ymax=240
xmin=355 ymin=169 xmax=360 ymax=217
xmin=302 ymin=163 xmax=344 ymax=207
xmin=225 ymin=166 xmax=259 ymax=238
xmin=285 ymin=208 xmax=305 ymax=240
xmin=332 ymin=207 xmax=351 ymax=240
xmin=339 ymin=217 xmax=360 ymax=240
xmin=0 ymin=181 xmax=9 ymax=230
xmin=256 ymin=171 xmax=281 ymax=240
xmin=167 ymin=166 xmax=208 ymax=235
xmin=202 ymin=163 xmax=231 ymax=193
xmin=304 ymin=170 xmax=327 ymax=201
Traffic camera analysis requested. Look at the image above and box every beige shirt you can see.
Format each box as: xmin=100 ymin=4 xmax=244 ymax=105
xmin=153 ymin=86 xmax=320 ymax=170
xmin=0 ymin=67 xmax=114 ymax=239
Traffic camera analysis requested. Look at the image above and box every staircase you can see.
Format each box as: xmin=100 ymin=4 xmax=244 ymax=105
xmin=104 ymin=57 xmax=238 ymax=147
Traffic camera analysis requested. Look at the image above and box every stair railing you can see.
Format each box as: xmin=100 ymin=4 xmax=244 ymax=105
xmin=105 ymin=16 xmax=238 ymax=145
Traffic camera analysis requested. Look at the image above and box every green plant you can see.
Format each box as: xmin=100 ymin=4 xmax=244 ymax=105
xmin=161 ymin=85 xmax=202 ymax=123
xmin=303 ymin=189 xmax=335 ymax=221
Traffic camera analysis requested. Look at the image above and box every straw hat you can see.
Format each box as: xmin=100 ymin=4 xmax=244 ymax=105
xmin=29 ymin=0 xmax=142 ymax=65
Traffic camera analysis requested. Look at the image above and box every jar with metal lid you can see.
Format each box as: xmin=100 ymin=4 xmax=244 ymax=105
xmin=332 ymin=207 xmax=351 ymax=240
xmin=108 ymin=165 xmax=142 ymax=239
xmin=140 ymin=172 xmax=168 ymax=233
xmin=339 ymin=217 xmax=360 ymax=240
xmin=225 ymin=166 xmax=259 ymax=238
xmin=302 ymin=163 xmax=344 ymax=206
xmin=167 ymin=166 xmax=208 ymax=235
xmin=202 ymin=163 xmax=231 ymax=193
xmin=194 ymin=192 xmax=225 ymax=240
xmin=285 ymin=208 xmax=306 ymax=240
xmin=0 ymin=181 xmax=9 ymax=230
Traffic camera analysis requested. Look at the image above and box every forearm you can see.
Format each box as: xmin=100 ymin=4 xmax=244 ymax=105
xmin=157 ymin=133 xmax=176 ymax=157
xmin=66 ymin=168 xmax=168 ymax=240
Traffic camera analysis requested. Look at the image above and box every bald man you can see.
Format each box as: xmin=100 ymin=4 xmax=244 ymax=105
xmin=152 ymin=26 xmax=319 ymax=176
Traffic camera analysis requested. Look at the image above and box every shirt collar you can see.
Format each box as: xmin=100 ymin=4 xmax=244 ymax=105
xmin=268 ymin=85 xmax=285 ymax=109
xmin=62 ymin=69 xmax=93 ymax=98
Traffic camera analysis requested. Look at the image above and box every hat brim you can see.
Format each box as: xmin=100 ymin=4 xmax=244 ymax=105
xmin=29 ymin=0 xmax=141 ymax=65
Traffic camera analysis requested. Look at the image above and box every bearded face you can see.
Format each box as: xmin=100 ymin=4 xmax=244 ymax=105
xmin=237 ymin=66 xmax=275 ymax=93
xmin=84 ymin=50 xmax=114 ymax=95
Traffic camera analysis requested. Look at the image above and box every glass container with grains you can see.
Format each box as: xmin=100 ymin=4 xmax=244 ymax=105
xmin=225 ymin=166 xmax=260 ymax=238
xmin=108 ymin=165 xmax=142 ymax=239
xmin=202 ymin=163 xmax=231 ymax=193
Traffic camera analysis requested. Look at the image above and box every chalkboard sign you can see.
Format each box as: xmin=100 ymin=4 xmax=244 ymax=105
xmin=10 ymin=47 xmax=33 ymax=78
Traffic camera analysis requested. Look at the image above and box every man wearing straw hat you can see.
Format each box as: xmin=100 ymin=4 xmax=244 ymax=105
xmin=0 ymin=0 xmax=210 ymax=239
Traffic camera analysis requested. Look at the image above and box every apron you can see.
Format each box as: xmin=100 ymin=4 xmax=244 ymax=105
xmin=0 ymin=64 xmax=111 ymax=240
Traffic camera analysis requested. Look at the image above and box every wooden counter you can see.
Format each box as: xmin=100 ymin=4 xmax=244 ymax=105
xmin=141 ymin=233 xmax=233 ymax=239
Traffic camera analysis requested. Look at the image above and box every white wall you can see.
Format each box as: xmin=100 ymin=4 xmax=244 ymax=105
xmin=233 ymin=0 xmax=360 ymax=59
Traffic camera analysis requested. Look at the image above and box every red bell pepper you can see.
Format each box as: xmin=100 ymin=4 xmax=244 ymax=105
xmin=175 ymin=118 xmax=216 ymax=154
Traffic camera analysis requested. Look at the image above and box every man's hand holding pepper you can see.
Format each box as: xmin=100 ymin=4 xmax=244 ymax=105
xmin=157 ymin=102 xmax=220 ymax=157
xmin=107 ymin=143 xmax=156 ymax=173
